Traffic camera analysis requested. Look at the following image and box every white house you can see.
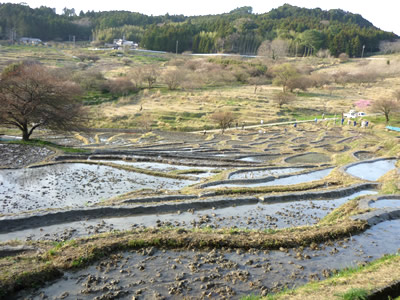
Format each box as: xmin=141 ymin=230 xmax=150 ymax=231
xmin=19 ymin=37 xmax=42 ymax=45
xmin=113 ymin=38 xmax=138 ymax=48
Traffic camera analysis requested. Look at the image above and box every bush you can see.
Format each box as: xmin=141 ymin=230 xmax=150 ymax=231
xmin=107 ymin=78 xmax=137 ymax=95
xmin=339 ymin=53 xmax=349 ymax=62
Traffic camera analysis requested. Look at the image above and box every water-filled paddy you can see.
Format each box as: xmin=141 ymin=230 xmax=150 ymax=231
xmin=209 ymin=168 xmax=333 ymax=189
xmin=229 ymin=167 xmax=305 ymax=180
xmin=91 ymin=160 xmax=215 ymax=178
xmin=369 ymin=199 xmax=400 ymax=209
xmin=285 ymin=152 xmax=331 ymax=164
xmin=0 ymin=190 xmax=375 ymax=242
xmin=0 ymin=163 xmax=194 ymax=214
xmin=346 ymin=159 xmax=397 ymax=181
xmin=17 ymin=219 xmax=400 ymax=300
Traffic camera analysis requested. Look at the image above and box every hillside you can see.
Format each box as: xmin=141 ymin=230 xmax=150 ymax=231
xmin=0 ymin=3 xmax=397 ymax=56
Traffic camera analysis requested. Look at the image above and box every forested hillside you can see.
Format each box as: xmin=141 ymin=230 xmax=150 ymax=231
xmin=0 ymin=3 xmax=397 ymax=57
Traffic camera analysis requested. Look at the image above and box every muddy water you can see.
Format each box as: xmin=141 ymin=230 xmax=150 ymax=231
xmin=97 ymin=160 xmax=213 ymax=172
xmin=92 ymin=160 xmax=215 ymax=178
xmin=210 ymin=168 xmax=333 ymax=188
xmin=18 ymin=220 xmax=400 ymax=300
xmin=369 ymin=199 xmax=400 ymax=208
xmin=346 ymin=159 xmax=397 ymax=181
xmin=0 ymin=190 xmax=376 ymax=242
xmin=285 ymin=153 xmax=330 ymax=164
xmin=239 ymin=155 xmax=280 ymax=163
xmin=0 ymin=163 xmax=194 ymax=214
xmin=229 ymin=168 xmax=305 ymax=180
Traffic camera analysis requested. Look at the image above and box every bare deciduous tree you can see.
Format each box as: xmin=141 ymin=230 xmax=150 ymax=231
xmin=163 ymin=68 xmax=186 ymax=90
xmin=287 ymin=76 xmax=313 ymax=93
xmin=142 ymin=65 xmax=158 ymax=89
xmin=210 ymin=111 xmax=235 ymax=134
xmin=136 ymin=113 xmax=153 ymax=132
xmin=257 ymin=39 xmax=289 ymax=59
xmin=272 ymin=63 xmax=299 ymax=92
xmin=0 ymin=62 xmax=86 ymax=141
xmin=371 ymin=98 xmax=400 ymax=123
xmin=273 ymin=91 xmax=295 ymax=108
xmin=393 ymin=90 xmax=400 ymax=102
xmin=108 ymin=77 xmax=136 ymax=96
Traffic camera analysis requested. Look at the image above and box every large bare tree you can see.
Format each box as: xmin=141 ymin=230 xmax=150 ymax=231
xmin=0 ymin=62 xmax=86 ymax=141
xmin=371 ymin=98 xmax=400 ymax=123
xmin=210 ymin=111 xmax=236 ymax=134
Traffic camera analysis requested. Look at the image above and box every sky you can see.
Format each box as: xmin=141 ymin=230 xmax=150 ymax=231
xmin=8 ymin=0 xmax=400 ymax=35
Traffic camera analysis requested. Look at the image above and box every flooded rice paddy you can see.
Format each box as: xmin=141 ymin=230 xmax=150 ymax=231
xmin=345 ymin=159 xmax=397 ymax=181
xmin=228 ymin=167 xmax=305 ymax=180
xmin=369 ymin=198 xmax=400 ymax=209
xmin=0 ymin=190 xmax=376 ymax=242
xmin=207 ymin=168 xmax=333 ymax=189
xmin=18 ymin=219 xmax=400 ymax=300
xmin=0 ymin=163 xmax=194 ymax=214
xmin=285 ymin=152 xmax=331 ymax=164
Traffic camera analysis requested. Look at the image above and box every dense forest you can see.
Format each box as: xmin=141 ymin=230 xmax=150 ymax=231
xmin=0 ymin=3 xmax=397 ymax=57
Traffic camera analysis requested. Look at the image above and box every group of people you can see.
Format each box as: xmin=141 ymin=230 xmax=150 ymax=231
xmin=342 ymin=118 xmax=369 ymax=128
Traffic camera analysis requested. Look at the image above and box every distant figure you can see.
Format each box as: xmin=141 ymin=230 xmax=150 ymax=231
xmin=242 ymin=122 xmax=245 ymax=130
xmin=365 ymin=121 xmax=369 ymax=127
xmin=315 ymin=118 xmax=318 ymax=123
xmin=361 ymin=120 xmax=365 ymax=128
xmin=322 ymin=113 xmax=325 ymax=119
xmin=348 ymin=119 xmax=352 ymax=125
xmin=341 ymin=118 xmax=345 ymax=125
xmin=261 ymin=120 xmax=264 ymax=125
xmin=353 ymin=120 xmax=357 ymax=126
xmin=139 ymin=104 xmax=143 ymax=111
xmin=294 ymin=122 xmax=297 ymax=128
xmin=235 ymin=122 xmax=238 ymax=129
xmin=203 ymin=129 xmax=206 ymax=135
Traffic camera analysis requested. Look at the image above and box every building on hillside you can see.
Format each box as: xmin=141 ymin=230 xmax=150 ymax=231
xmin=19 ymin=37 xmax=42 ymax=45
xmin=113 ymin=38 xmax=138 ymax=49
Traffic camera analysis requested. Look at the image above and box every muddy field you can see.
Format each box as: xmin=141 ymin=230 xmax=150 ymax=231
xmin=0 ymin=124 xmax=399 ymax=299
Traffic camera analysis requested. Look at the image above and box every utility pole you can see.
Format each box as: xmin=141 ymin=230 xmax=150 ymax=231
xmin=176 ymin=40 xmax=178 ymax=55
xmin=361 ymin=44 xmax=365 ymax=58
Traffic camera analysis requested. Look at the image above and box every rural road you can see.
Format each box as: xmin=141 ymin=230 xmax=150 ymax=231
xmin=194 ymin=113 xmax=381 ymax=134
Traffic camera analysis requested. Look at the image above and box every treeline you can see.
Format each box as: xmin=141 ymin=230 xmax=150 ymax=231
xmin=0 ymin=3 xmax=397 ymax=57
xmin=0 ymin=3 xmax=91 ymax=41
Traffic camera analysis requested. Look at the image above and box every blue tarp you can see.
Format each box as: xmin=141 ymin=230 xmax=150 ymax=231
xmin=386 ymin=126 xmax=400 ymax=132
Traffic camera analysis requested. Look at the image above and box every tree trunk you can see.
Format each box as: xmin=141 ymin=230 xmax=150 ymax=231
xmin=22 ymin=128 xmax=30 ymax=141
xmin=385 ymin=112 xmax=390 ymax=123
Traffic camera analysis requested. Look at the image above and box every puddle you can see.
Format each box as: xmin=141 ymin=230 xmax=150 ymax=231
xmin=353 ymin=151 xmax=375 ymax=160
xmin=17 ymin=219 xmax=400 ymax=300
xmin=285 ymin=153 xmax=331 ymax=164
xmin=346 ymin=159 xmax=397 ymax=181
xmin=0 ymin=163 xmax=194 ymax=214
xmin=229 ymin=168 xmax=306 ymax=180
xmin=0 ymin=190 xmax=375 ymax=242
xmin=369 ymin=199 xmax=400 ymax=209
xmin=209 ymin=168 xmax=333 ymax=189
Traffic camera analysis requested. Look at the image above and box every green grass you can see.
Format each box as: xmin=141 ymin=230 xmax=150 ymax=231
xmin=241 ymin=295 xmax=261 ymax=300
xmin=338 ymin=288 xmax=368 ymax=300
xmin=6 ymin=139 xmax=87 ymax=153
xmin=82 ymin=91 xmax=119 ymax=105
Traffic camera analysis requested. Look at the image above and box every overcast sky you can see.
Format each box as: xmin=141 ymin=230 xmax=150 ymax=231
xmin=8 ymin=0 xmax=400 ymax=35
